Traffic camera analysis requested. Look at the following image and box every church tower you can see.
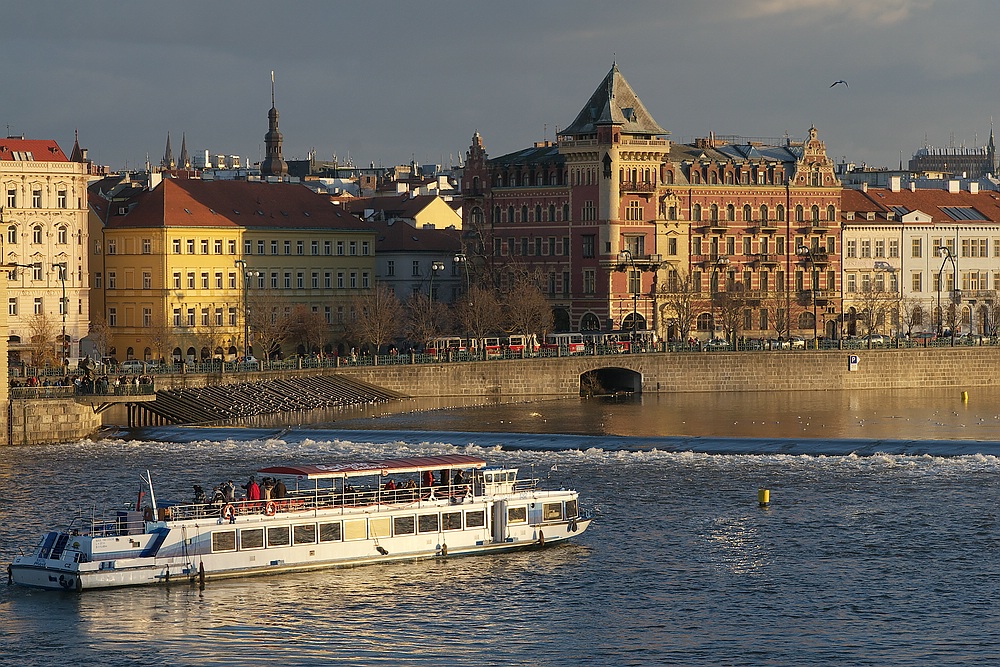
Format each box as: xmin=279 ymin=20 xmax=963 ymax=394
xmin=260 ymin=71 xmax=288 ymax=178
xmin=161 ymin=132 xmax=175 ymax=170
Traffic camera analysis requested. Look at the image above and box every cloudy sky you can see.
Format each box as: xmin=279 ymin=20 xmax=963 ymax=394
xmin=5 ymin=0 xmax=998 ymax=172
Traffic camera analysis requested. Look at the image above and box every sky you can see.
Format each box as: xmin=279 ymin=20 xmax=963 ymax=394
xmin=4 ymin=0 xmax=1000 ymax=173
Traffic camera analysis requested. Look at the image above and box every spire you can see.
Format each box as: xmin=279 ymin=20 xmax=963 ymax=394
xmin=162 ymin=132 xmax=175 ymax=169
xmin=69 ymin=129 xmax=85 ymax=163
xmin=561 ymin=63 xmax=667 ymax=137
xmin=179 ymin=133 xmax=190 ymax=169
xmin=261 ymin=70 xmax=288 ymax=177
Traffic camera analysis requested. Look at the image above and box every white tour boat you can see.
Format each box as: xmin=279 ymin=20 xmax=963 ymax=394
xmin=9 ymin=454 xmax=592 ymax=591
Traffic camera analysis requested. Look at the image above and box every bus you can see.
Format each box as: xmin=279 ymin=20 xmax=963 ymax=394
xmin=541 ymin=332 xmax=586 ymax=355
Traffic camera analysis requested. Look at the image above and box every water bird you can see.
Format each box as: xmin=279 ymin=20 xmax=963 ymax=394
xmin=830 ymin=80 xmax=848 ymax=88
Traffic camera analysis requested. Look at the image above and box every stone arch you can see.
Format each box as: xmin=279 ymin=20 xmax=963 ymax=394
xmin=552 ymin=307 xmax=571 ymax=332
xmin=579 ymin=312 xmax=601 ymax=331
xmin=580 ymin=366 xmax=642 ymax=396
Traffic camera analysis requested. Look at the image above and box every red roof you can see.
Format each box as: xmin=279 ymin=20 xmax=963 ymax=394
xmin=259 ymin=454 xmax=487 ymax=480
xmin=0 ymin=138 xmax=68 ymax=162
xmin=107 ymin=178 xmax=369 ymax=230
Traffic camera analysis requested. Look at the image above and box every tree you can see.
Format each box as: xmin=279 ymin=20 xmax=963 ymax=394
xmin=658 ymin=269 xmax=696 ymax=343
xmin=716 ymin=291 xmax=746 ymax=344
xmin=88 ymin=314 xmax=111 ymax=362
xmin=503 ymin=274 xmax=552 ymax=344
xmin=28 ymin=312 xmax=57 ymax=367
xmin=454 ymin=285 xmax=503 ymax=350
xmin=289 ymin=305 xmax=329 ymax=356
xmin=898 ymin=295 xmax=924 ymax=337
xmin=762 ymin=292 xmax=791 ymax=340
xmin=347 ymin=284 xmax=403 ymax=354
xmin=405 ymin=293 xmax=452 ymax=350
xmin=146 ymin=312 xmax=173 ymax=363
xmin=248 ymin=290 xmax=292 ymax=361
xmin=853 ymin=283 xmax=898 ymax=336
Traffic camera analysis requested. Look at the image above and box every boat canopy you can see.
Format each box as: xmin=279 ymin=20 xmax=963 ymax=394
xmin=258 ymin=454 xmax=487 ymax=480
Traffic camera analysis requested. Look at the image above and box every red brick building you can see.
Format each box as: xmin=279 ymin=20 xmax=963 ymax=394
xmin=463 ymin=64 xmax=843 ymax=341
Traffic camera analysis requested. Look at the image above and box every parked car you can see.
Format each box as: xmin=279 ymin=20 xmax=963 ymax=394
xmin=704 ymin=338 xmax=731 ymax=351
xmin=119 ymin=360 xmax=148 ymax=373
xmin=235 ymin=355 xmax=260 ymax=370
xmin=789 ymin=337 xmax=806 ymax=349
xmin=864 ymin=334 xmax=888 ymax=347
xmin=911 ymin=332 xmax=937 ymax=342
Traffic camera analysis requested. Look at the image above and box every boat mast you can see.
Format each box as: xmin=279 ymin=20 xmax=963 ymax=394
xmin=143 ymin=470 xmax=158 ymax=517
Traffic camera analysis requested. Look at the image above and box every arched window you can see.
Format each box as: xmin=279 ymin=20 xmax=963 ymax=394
xmin=563 ymin=204 xmax=570 ymax=222
xmin=725 ymin=172 xmax=734 ymax=185
xmin=664 ymin=170 xmax=674 ymax=185
xmin=798 ymin=311 xmax=815 ymax=329
xmin=743 ymin=205 xmax=752 ymax=222
xmin=776 ymin=205 xmax=785 ymax=221
xmin=57 ymin=226 xmax=67 ymax=244
xmin=549 ymin=204 xmax=556 ymax=222
xmin=827 ymin=204 xmax=836 ymax=221
xmin=811 ymin=205 xmax=820 ymax=222
xmin=493 ymin=206 xmax=501 ymax=223
xmin=521 ymin=205 xmax=528 ymax=223
xmin=508 ymin=206 xmax=515 ymax=223
xmin=535 ymin=205 xmax=542 ymax=222
xmin=32 ymin=225 xmax=42 ymax=244
xmin=692 ymin=204 xmax=702 ymax=221
xmin=710 ymin=204 xmax=719 ymax=221
xmin=580 ymin=313 xmax=601 ymax=331
xmin=726 ymin=204 xmax=735 ymax=221
xmin=143 ymin=347 xmax=151 ymax=361
xmin=795 ymin=205 xmax=804 ymax=222
xmin=710 ymin=172 xmax=718 ymax=185
xmin=7 ymin=225 xmax=16 ymax=244
xmin=760 ymin=205 xmax=769 ymax=222
xmin=697 ymin=312 xmax=713 ymax=331
xmin=691 ymin=170 xmax=700 ymax=184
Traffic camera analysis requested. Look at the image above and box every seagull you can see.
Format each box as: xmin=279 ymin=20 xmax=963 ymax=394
xmin=830 ymin=80 xmax=848 ymax=88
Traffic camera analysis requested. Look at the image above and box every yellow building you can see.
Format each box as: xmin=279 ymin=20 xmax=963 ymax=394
xmin=96 ymin=177 xmax=374 ymax=362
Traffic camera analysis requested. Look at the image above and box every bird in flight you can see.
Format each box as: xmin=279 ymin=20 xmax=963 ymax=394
xmin=830 ymin=80 xmax=848 ymax=88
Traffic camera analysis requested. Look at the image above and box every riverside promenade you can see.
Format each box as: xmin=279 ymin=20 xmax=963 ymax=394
xmin=9 ymin=342 xmax=1000 ymax=444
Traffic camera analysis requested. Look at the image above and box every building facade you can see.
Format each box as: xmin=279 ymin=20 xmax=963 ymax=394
xmin=0 ymin=136 xmax=91 ymax=365
xmin=462 ymin=64 xmax=843 ymax=341
xmin=95 ymin=178 xmax=374 ymax=362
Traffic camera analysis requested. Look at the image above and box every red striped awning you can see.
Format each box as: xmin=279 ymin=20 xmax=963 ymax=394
xmin=258 ymin=454 xmax=487 ymax=480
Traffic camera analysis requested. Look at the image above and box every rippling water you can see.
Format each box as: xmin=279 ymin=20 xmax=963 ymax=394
xmin=4 ymin=391 xmax=1000 ymax=665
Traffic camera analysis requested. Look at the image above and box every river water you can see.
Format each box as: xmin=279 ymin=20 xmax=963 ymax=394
xmin=3 ymin=388 xmax=1000 ymax=666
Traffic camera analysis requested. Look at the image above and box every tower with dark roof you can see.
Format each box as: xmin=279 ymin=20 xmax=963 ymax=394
xmin=161 ymin=132 xmax=175 ymax=170
xmin=179 ymin=133 xmax=190 ymax=170
xmin=261 ymin=71 xmax=288 ymax=178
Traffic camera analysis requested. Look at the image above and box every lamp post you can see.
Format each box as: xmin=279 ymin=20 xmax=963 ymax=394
xmin=796 ymin=245 xmax=818 ymax=347
xmin=52 ymin=262 xmax=68 ymax=369
xmin=234 ymin=259 xmax=259 ymax=360
xmin=429 ymin=260 xmax=445 ymax=300
xmin=453 ymin=252 xmax=472 ymax=353
xmin=710 ymin=255 xmax=729 ymax=341
xmin=620 ymin=249 xmax=639 ymax=340
xmin=937 ymin=246 xmax=957 ymax=339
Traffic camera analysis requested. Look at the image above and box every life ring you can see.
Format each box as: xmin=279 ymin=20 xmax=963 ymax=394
xmin=143 ymin=507 xmax=154 ymax=522
xmin=264 ymin=501 xmax=276 ymax=517
xmin=221 ymin=504 xmax=236 ymax=521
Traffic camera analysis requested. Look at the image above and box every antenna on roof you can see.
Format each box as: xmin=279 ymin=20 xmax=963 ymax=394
xmin=271 ymin=70 xmax=275 ymax=108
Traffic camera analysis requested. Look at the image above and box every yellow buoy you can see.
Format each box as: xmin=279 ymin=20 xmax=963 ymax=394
xmin=758 ymin=488 xmax=770 ymax=507
xmin=962 ymin=391 xmax=969 ymax=403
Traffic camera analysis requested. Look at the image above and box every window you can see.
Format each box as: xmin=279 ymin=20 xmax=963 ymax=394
xmin=258 ymin=240 xmax=265 ymax=255
xmin=229 ymin=272 xmax=236 ymax=289
xmin=271 ymin=272 xmax=278 ymax=289
xmin=143 ymin=308 xmax=152 ymax=327
xmin=173 ymin=272 xmax=181 ymax=289
xmin=229 ymin=307 xmax=237 ymax=326
xmin=143 ymin=272 xmax=152 ymax=289
xmin=324 ymin=240 xmax=331 ymax=255
xmin=95 ymin=272 xmax=103 ymax=288
xmin=201 ymin=240 xmax=209 ymax=254
xmin=215 ymin=308 xmax=223 ymax=326
xmin=336 ymin=241 xmax=344 ymax=256
xmin=324 ymin=272 xmax=331 ymax=288
xmin=215 ymin=272 xmax=223 ymax=289
xmin=847 ymin=274 xmax=856 ymax=293
xmin=214 ymin=240 xmax=223 ymax=254
xmin=387 ymin=260 xmax=395 ymax=277
xmin=8 ymin=298 xmax=16 ymax=316
xmin=107 ymin=271 xmax=117 ymax=289
xmin=349 ymin=241 xmax=357 ymax=256
xmin=172 ymin=239 xmax=181 ymax=254
xmin=296 ymin=240 xmax=304 ymax=255
xmin=311 ymin=240 xmax=319 ymax=255
xmin=284 ymin=240 xmax=291 ymax=255
xmin=582 ymin=235 xmax=595 ymax=258
xmin=187 ymin=239 xmax=195 ymax=254
xmin=296 ymin=272 xmax=304 ymax=289
xmin=283 ymin=272 xmax=291 ymax=289
xmin=362 ymin=272 xmax=370 ymax=289
xmin=337 ymin=272 xmax=344 ymax=289
xmin=311 ymin=272 xmax=319 ymax=289
xmin=107 ymin=306 xmax=116 ymax=324
xmin=173 ymin=308 xmax=181 ymax=326
xmin=912 ymin=238 xmax=922 ymax=258
xmin=584 ymin=269 xmax=595 ymax=294
xmin=201 ymin=272 xmax=209 ymax=289
xmin=201 ymin=308 xmax=209 ymax=326
xmin=32 ymin=189 xmax=41 ymax=208
xmin=912 ymin=272 xmax=922 ymax=292
xmin=271 ymin=240 xmax=278 ymax=255
xmin=846 ymin=239 xmax=857 ymax=258
xmin=350 ymin=272 xmax=357 ymax=289
xmin=57 ymin=227 xmax=68 ymax=245
xmin=245 ymin=240 xmax=253 ymax=255
xmin=362 ymin=241 xmax=370 ymax=256
xmin=412 ymin=261 xmax=420 ymax=277
xmin=228 ymin=240 xmax=236 ymax=254
xmin=7 ymin=225 xmax=16 ymax=244
xmin=6 ymin=189 xmax=16 ymax=208
xmin=875 ymin=240 xmax=885 ymax=258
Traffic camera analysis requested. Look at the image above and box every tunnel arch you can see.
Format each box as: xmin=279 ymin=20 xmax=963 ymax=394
xmin=580 ymin=366 xmax=642 ymax=396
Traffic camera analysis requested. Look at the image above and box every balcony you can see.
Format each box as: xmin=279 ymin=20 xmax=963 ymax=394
xmin=800 ymin=221 xmax=828 ymax=234
xmin=620 ymin=181 xmax=657 ymax=193
xmin=708 ymin=220 xmax=728 ymax=233
xmin=755 ymin=253 xmax=780 ymax=267
xmin=692 ymin=254 xmax=729 ymax=268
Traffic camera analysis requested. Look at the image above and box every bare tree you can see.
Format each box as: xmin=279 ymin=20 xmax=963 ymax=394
xmin=898 ymin=295 xmax=924 ymax=337
xmin=248 ymin=290 xmax=292 ymax=361
xmin=347 ymin=284 xmax=403 ymax=354
xmin=454 ymin=285 xmax=503 ymax=350
xmin=405 ymin=293 xmax=452 ymax=350
xmin=503 ymin=274 xmax=552 ymax=343
xmin=716 ymin=291 xmax=746 ymax=344
xmin=196 ymin=308 xmax=227 ymax=363
xmin=289 ymin=305 xmax=329 ymax=356
xmin=853 ymin=285 xmax=898 ymax=336
xmin=659 ymin=269 xmax=696 ymax=342
xmin=88 ymin=314 xmax=111 ymax=362
xmin=146 ymin=312 xmax=172 ymax=363
xmin=762 ymin=292 xmax=791 ymax=340
xmin=28 ymin=312 xmax=57 ymax=367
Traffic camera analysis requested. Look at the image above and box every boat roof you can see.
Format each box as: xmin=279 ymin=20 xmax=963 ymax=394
xmin=258 ymin=454 xmax=487 ymax=480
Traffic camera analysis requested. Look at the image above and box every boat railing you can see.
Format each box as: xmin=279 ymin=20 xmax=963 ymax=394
xmin=165 ymin=483 xmax=476 ymax=521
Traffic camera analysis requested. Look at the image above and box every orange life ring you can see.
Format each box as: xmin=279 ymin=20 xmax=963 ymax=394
xmin=264 ymin=501 xmax=276 ymax=517
xmin=222 ymin=504 xmax=236 ymax=521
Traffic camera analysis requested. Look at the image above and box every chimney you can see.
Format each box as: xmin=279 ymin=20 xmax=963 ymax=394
xmin=890 ymin=176 xmax=901 ymax=192
xmin=970 ymin=182 xmax=980 ymax=194
xmin=861 ymin=182 xmax=868 ymax=192
xmin=948 ymin=180 xmax=960 ymax=194
xmin=910 ymin=182 xmax=916 ymax=192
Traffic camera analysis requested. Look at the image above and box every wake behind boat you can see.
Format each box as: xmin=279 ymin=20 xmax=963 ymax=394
xmin=9 ymin=454 xmax=593 ymax=591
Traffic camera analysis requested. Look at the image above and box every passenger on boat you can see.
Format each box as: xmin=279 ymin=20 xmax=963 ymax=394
xmin=272 ymin=478 xmax=287 ymax=499
xmin=243 ymin=476 xmax=261 ymax=501
xmin=193 ymin=485 xmax=207 ymax=504
xmin=422 ymin=470 xmax=434 ymax=487
xmin=262 ymin=477 xmax=274 ymax=501
xmin=210 ymin=486 xmax=226 ymax=507
xmin=439 ymin=469 xmax=450 ymax=486
xmin=384 ymin=478 xmax=397 ymax=491
xmin=223 ymin=480 xmax=236 ymax=502
xmin=452 ymin=470 xmax=466 ymax=486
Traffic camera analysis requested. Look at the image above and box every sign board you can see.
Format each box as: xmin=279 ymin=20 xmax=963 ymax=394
xmin=848 ymin=354 xmax=859 ymax=371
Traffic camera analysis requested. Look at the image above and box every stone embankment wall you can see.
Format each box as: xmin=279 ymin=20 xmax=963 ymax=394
xmin=8 ymin=398 xmax=103 ymax=446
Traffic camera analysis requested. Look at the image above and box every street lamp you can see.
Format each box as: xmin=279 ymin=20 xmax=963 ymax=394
xmin=234 ymin=259 xmax=259 ymax=360
xmin=937 ymin=246 xmax=957 ymax=339
xmin=429 ymin=260 xmax=445 ymax=300
xmin=710 ymin=255 xmax=729 ymax=341
xmin=796 ymin=245 xmax=818 ymax=347
xmin=453 ymin=252 xmax=472 ymax=353
xmin=620 ymin=249 xmax=639 ymax=339
xmin=52 ymin=262 xmax=68 ymax=369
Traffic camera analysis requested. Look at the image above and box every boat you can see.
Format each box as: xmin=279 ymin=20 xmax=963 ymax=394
xmin=8 ymin=454 xmax=593 ymax=591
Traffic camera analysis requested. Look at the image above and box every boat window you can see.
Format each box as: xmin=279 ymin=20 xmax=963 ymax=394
xmin=508 ymin=506 xmax=527 ymax=524
xmin=543 ymin=503 xmax=563 ymax=521
xmin=240 ymin=528 xmax=264 ymax=550
xmin=319 ymin=522 xmax=342 ymax=542
xmin=442 ymin=511 xmax=462 ymax=531
xmin=565 ymin=499 xmax=578 ymax=518
xmin=293 ymin=524 xmax=316 ymax=545
xmin=212 ymin=530 xmax=237 ymax=552
xmin=465 ymin=510 xmax=485 ymax=528
xmin=418 ymin=513 xmax=439 ymax=533
xmin=267 ymin=526 xmax=290 ymax=547
xmin=344 ymin=519 xmax=367 ymax=541
xmin=369 ymin=517 xmax=391 ymax=541
xmin=393 ymin=515 xmax=415 ymax=535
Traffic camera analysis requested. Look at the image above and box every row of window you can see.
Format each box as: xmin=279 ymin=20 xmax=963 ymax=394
xmin=103 ymin=304 xmax=345 ymax=329
xmin=5 ymin=224 xmax=72 ymax=245
xmin=98 ymin=270 xmax=371 ymax=291
xmin=692 ymin=203 xmax=836 ymax=224
xmin=5 ymin=187 xmax=71 ymax=209
xmin=8 ymin=296 xmax=70 ymax=317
